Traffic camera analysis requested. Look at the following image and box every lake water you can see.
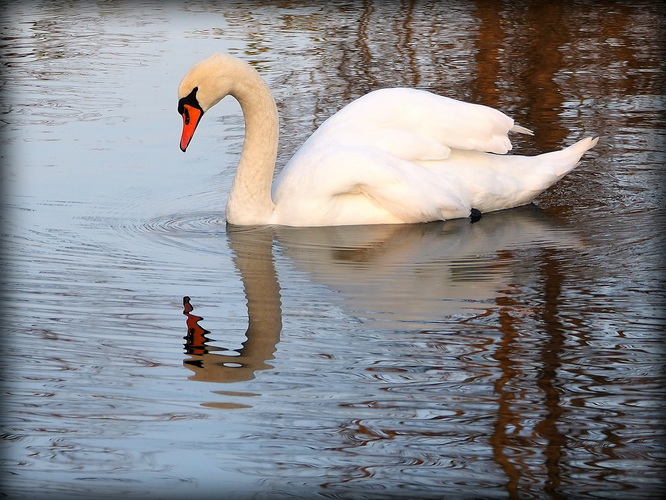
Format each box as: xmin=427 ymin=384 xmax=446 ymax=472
xmin=2 ymin=1 xmax=665 ymax=499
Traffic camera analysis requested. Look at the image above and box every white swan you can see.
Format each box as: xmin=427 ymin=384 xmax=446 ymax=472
xmin=178 ymin=53 xmax=598 ymax=227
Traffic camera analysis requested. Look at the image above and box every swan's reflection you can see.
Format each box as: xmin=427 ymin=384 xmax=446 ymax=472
xmin=182 ymin=205 xmax=583 ymax=386
xmin=275 ymin=204 xmax=584 ymax=327
xmin=182 ymin=227 xmax=281 ymax=384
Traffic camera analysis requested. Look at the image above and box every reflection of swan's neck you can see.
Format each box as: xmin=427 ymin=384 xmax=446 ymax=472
xmin=183 ymin=228 xmax=282 ymax=386
xmin=226 ymin=67 xmax=279 ymax=225
xmin=230 ymin=227 xmax=282 ymax=366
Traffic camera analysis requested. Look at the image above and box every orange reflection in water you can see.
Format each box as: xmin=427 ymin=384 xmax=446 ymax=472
xmin=183 ymin=296 xmax=210 ymax=356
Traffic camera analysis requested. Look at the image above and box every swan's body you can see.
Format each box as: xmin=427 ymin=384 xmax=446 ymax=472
xmin=178 ymin=53 xmax=598 ymax=227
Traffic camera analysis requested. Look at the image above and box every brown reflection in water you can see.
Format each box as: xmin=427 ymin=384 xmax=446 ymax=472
xmin=488 ymin=244 xmax=638 ymax=498
xmin=355 ymin=0 xmax=379 ymax=90
xmin=534 ymin=250 xmax=567 ymax=499
xmin=395 ymin=0 xmax=419 ymax=88
xmin=513 ymin=3 xmax=569 ymax=148
xmin=472 ymin=1 xmax=503 ymax=109
xmin=182 ymin=228 xmax=282 ymax=389
xmin=489 ymin=259 xmax=525 ymax=500
xmin=471 ymin=1 xmax=571 ymax=148
xmin=489 ymin=248 xmax=570 ymax=499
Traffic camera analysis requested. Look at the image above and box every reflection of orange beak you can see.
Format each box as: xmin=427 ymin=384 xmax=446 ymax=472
xmin=180 ymin=104 xmax=203 ymax=152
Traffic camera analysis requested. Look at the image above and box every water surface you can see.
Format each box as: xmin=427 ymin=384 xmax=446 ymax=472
xmin=2 ymin=1 xmax=665 ymax=499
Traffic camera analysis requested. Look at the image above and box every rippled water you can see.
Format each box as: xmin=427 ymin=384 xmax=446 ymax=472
xmin=2 ymin=1 xmax=665 ymax=499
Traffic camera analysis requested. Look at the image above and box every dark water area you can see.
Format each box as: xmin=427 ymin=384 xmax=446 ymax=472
xmin=1 ymin=1 xmax=665 ymax=499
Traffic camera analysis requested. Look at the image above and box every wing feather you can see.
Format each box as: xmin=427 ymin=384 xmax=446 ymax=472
xmin=302 ymin=88 xmax=530 ymax=161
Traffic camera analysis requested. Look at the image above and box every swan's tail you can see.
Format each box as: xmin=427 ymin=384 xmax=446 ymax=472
xmin=512 ymin=136 xmax=599 ymax=204
xmin=546 ymin=136 xmax=599 ymax=178
xmin=469 ymin=136 xmax=598 ymax=215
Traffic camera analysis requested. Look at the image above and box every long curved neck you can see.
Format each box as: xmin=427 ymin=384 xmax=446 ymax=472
xmin=225 ymin=65 xmax=278 ymax=225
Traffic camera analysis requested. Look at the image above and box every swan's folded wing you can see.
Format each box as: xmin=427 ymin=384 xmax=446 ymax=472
xmin=314 ymin=88 xmax=532 ymax=160
xmin=360 ymin=130 xmax=452 ymax=161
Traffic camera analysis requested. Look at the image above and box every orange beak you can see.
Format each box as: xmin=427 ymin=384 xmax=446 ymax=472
xmin=180 ymin=104 xmax=203 ymax=152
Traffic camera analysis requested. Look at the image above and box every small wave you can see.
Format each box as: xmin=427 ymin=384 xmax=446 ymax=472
xmin=109 ymin=209 xmax=229 ymax=256
xmin=141 ymin=211 xmax=226 ymax=237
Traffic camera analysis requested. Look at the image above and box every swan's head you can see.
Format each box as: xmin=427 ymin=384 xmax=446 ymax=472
xmin=177 ymin=53 xmax=244 ymax=151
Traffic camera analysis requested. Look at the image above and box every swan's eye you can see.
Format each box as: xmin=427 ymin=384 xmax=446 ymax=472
xmin=178 ymin=86 xmax=200 ymax=118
